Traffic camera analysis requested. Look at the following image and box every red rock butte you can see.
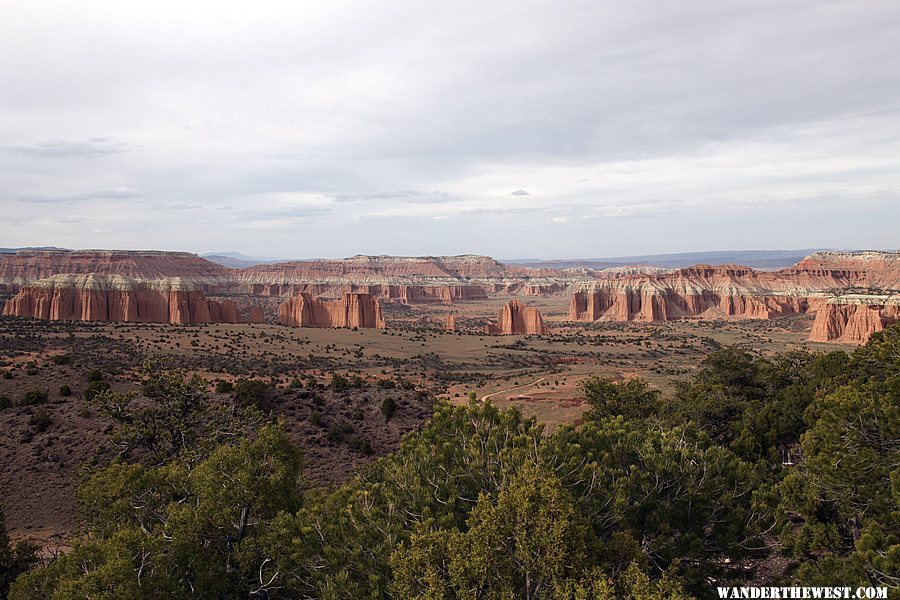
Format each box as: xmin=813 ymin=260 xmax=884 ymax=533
xmin=2 ymin=275 xmax=242 ymax=324
xmin=278 ymin=292 xmax=384 ymax=329
xmin=1 ymin=249 xmax=897 ymax=342
xmin=484 ymin=300 xmax=550 ymax=335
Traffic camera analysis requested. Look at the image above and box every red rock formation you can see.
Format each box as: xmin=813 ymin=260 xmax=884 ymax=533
xmin=2 ymin=275 xmax=243 ymax=324
xmin=278 ymin=293 xmax=384 ymax=329
xmin=233 ymin=255 xmax=582 ymax=300
xmin=0 ymin=250 xmax=232 ymax=292
xmin=567 ymin=260 xmax=856 ymax=323
xmin=484 ymin=300 xmax=549 ymax=335
xmin=444 ymin=314 xmax=457 ymax=332
xmin=247 ymin=307 xmax=266 ymax=324
xmin=809 ymin=298 xmax=899 ymax=343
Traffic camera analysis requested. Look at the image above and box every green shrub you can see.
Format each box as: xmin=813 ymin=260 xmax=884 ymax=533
xmin=381 ymin=397 xmax=397 ymax=419
xmin=0 ymin=395 xmax=12 ymax=410
xmin=233 ymin=378 xmax=271 ymax=409
xmin=59 ymin=384 xmax=72 ymax=397
xmin=86 ymin=369 xmax=104 ymax=382
xmin=19 ymin=390 xmax=49 ymax=406
xmin=84 ymin=381 xmax=111 ymax=401
xmin=309 ymin=411 xmax=324 ymax=427
xmin=330 ymin=373 xmax=350 ymax=393
xmin=29 ymin=409 xmax=52 ymax=432
xmin=215 ymin=380 xmax=234 ymax=393
xmin=50 ymin=354 xmax=71 ymax=365
xmin=348 ymin=435 xmax=373 ymax=455
xmin=326 ymin=420 xmax=354 ymax=442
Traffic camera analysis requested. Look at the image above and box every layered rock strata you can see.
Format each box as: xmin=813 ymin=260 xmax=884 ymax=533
xmin=484 ymin=300 xmax=550 ymax=335
xmin=2 ymin=275 xmax=243 ymax=324
xmin=236 ymin=255 xmax=581 ymax=302
xmin=277 ymin=293 xmax=384 ymax=329
xmin=809 ymin=296 xmax=900 ymax=343
xmin=0 ymin=250 xmax=232 ymax=292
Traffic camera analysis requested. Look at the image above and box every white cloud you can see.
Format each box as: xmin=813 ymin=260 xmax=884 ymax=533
xmin=0 ymin=0 xmax=898 ymax=257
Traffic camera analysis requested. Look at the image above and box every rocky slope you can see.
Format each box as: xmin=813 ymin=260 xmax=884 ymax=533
xmin=278 ymin=292 xmax=384 ymax=329
xmin=485 ymin=300 xmax=549 ymax=335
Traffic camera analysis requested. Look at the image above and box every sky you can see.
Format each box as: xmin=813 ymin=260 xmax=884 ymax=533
xmin=1 ymin=0 xmax=899 ymax=260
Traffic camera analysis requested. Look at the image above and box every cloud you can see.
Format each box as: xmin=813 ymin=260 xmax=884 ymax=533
xmin=14 ymin=187 xmax=142 ymax=204
xmin=0 ymin=0 xmax=897 ymax=257
xmin=3 ymin=138 xmax=130 ymax=158
xmin=331 ymin=190 xmax=456 ymax=204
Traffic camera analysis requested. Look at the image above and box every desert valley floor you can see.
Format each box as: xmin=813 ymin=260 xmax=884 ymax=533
xmin=0 ymin=296 xmax=853 ymax=549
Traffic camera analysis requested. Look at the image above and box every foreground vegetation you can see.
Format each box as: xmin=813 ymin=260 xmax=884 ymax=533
xmin=4 ymin=325 xmax=898 ymax=599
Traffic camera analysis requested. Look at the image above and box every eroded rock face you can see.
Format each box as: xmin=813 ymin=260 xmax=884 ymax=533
xmin=2 ymin=275 xmax=243 ymax=324
xmin=0 ymin=250 xmax=232 ymax=292
xmin=569 ymin=254 xmax=899 ymax=323
xmin=278 ymin=293 xmax=384 ymax=329
xmin=484 ymin=300 xmax=549 ymax=335
xmin=444 ymin=314 xmax=457 ymax=332
xmin=234 ymin=255 xmax=579 ymax=302
xmin=809 ymin=298 xmax=899 ymax=343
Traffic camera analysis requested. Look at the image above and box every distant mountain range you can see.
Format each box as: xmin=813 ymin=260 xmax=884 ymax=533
xmin=504 ymin=249 xmax=836 ymax=270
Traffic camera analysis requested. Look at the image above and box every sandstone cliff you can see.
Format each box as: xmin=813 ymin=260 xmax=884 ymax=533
xmin=235 ymin=255 xmax=583 ymax=301
xmin=0 ymin=249 xmax=232 ymax=292
xmin=444 ymin=313 xmax=457 ymax=332
xmin=809 ymin=296 xmax=899 ymax=343
xmin=278 ymin=293 xmax=384 ymax=329
xmin=484 ymin=300 xmax=549 ymax=335
xmin=569 ymin=253 xmax=900 ymax=324
xmin=2 ymin=275 xmax=243 ymax=324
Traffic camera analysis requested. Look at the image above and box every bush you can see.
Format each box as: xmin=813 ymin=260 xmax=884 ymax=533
xmin=309 ymin=411 xmax=325 ymax=427
xmin=50 ymin=354 xmax=71 ymax=365
xmin=233 ymin=378 xmax=271 ymax=409
xmin=19 ymin=390 xmax=49 ymax=406
xmin=2 ymin=372 xmax=11 ymax=380
xmin=215 ymin=380 xmax=234 ymax=393
xmin=331 ymin=373 xmax=350 ymax=393
xmin=326 ymin=420 xmax=354 ymax=442
xmin=29 ymin=409 xmax=52 ymax=432
xmin=381 ymin=397 xmax=397 ymax=419
xmin=86 ymin=369 xmax=104 ymax=382
xmin=348 ymin=435 xmax=374 ymax=455
xmin=0 ymin=395 xmax=12 ymax=410
xmin=25 ymin=368 xmax=38 ymax=376
xmin=59 ymin=384 xmax=72 ymax=397
xmin=84 ymin=381 xmax=111 ymax=401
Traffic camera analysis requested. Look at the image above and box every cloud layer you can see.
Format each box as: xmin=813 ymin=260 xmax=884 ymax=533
xmin=1 ymin=0 xmax=898 ymax=258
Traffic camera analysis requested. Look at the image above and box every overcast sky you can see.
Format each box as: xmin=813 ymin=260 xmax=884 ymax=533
xmin=2 ymin=0 xmax=898 ymax=259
